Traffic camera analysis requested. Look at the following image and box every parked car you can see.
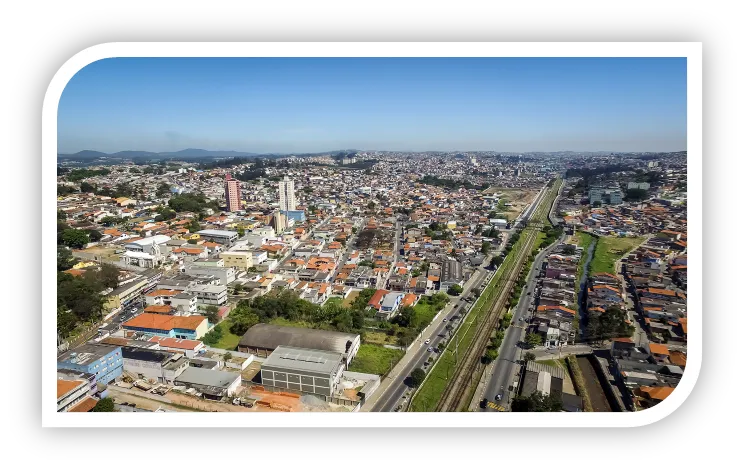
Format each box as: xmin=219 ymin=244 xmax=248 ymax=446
xmin=496 ymin=394 xmax=503 ymax=401
xmin=424 ymin=339 xmax=431 ymax=344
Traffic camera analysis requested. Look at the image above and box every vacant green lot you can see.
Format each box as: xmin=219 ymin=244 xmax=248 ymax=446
xmin=324 ymin=297 xmax=343 ymax=307
xmin=536 ymin=358 xmax=569 ymax=374
xmin=342 ymin=290 xmax=360 ymax=308
xmin=269 ymin=317 xmax=316 ymax=329
xmin=589 ymin=236 xmax=645 ymax=275
xmin=364 ymin=330 xmax=399 ymax=346
xmin=348 ymin=344 xmax=404 ymax=376
xmin=213 ymin=320 xmax=241 ymax=350
xmin=575 ymin=231 xmax=596 ymax=295
xmin=413 ymin=300 xmax=441 ymax=327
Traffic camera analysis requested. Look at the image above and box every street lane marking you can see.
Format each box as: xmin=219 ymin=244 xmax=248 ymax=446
xmin=487 ymin=402 xmax=506 ymax=411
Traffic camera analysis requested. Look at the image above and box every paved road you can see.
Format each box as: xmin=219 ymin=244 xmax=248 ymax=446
xmin=380 ymin=220 xmax=401 ymax=289
xmin=366 ymin=265 xmax=494 ymax=412
xmin=479 ymin=233 xmax=566 ymax=411
xmin=333 ymin=216 xmax=366 ymax=278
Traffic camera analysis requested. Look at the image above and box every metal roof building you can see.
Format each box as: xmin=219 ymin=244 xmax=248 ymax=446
xmin=174 ymin=366 xmax=241 ymax=398
xmin=261 ymin=346 xmax=345 ymax=397
xmin=238 ymin=323 xmax=360 ymax=365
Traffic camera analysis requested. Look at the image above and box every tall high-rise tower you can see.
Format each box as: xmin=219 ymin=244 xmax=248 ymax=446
xmin=278 ymin=176 xmax=296 ymax=212
xmin=224 ymin=174 xmax=241 ymax=212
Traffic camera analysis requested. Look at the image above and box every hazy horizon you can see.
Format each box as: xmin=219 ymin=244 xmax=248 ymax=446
xmin=58 ymin=57 xmax=687 ymax=154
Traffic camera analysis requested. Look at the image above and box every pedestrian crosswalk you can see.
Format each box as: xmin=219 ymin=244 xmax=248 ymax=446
xmin=487 ymin=401 xmax=506 ymax=412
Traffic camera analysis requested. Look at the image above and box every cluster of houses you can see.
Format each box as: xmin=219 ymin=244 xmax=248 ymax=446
xmin=528 ymin=242 xmax=581 ymax=347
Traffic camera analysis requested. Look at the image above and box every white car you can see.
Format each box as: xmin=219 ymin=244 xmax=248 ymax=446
xmin=424 ymin=339 xmax=431 ymax=345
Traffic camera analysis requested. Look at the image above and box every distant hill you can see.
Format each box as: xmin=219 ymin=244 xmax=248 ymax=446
xmin=58 ymin=148 xmax=261 ymax=159
xmin=65 ymin=150 xmax=109 ymax=158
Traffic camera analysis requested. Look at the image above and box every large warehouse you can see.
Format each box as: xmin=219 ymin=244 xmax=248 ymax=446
xmin=237 ymin=324 xmax=360 ymax=365
xmin=260 ymin=346 xmax=345 ymax=398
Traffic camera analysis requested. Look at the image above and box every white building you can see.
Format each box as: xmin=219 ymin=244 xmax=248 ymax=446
xmin=184 ymin=263 xmax=236 ymax=286
xmin=278 ymin=176 xmax=296 ymax=212
xmin=189 ymin=283 xmax=228 ymax=306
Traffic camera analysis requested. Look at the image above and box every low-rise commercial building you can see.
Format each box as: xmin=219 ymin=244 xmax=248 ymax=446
xmin=57 ymin=343 xmax=124 ymax=385
xmin=122 ymin=313 xmax=209 ymax=340
xmin=219 ymin=251 xmax=254 ymax=270
xmin=196 ymin=229 xmax=239 ymax=245
xmin=238 ymin=323 xmax=360 ymax=366
xmin=260 ymin=346 xmax=345 ymax=398
xmin=174 ymin=367 xmax=242 ymax=398
xmin=121 ymin=346 xmax=189 ymax=383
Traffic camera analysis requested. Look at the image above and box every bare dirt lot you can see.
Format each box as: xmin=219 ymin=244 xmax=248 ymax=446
xmin=108 ymin=385 xmax=281 ymax=412
xmin=488 ymin=187 xmax=540 ymax=221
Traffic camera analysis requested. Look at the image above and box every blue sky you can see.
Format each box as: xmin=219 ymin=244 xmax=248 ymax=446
xmin=58 ymin=57 xmax=687 ymax=153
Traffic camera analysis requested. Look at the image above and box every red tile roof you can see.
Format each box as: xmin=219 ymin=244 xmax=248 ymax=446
xmin=123 ymin=313 xmax=206 ymax=332
xmin=68 ymin=396 xmax=99 ymax=412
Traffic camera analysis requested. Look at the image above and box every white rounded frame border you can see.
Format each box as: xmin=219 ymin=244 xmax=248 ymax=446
xmin=42 ymin=42 xmax=702 ymax=428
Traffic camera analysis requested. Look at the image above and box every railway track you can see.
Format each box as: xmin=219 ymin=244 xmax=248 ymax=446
xmin=434 ymin=180 xmax=559 ymax=412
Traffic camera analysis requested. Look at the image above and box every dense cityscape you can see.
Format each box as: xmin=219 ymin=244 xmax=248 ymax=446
xmin=55 ymin=149 xmax=687 ymax=413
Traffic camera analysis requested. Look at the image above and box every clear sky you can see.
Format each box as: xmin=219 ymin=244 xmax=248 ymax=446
xmin=58 ymin=57 xmax=687 ymax=154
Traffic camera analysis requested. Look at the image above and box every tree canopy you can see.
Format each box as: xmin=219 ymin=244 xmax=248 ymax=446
xmin=511 ymin=392 xmax=563 ymax=412
xmin=91 ymin=397 xmax=116 ymax=412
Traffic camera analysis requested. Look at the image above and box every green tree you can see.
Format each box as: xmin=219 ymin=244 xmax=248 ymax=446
xmin=229 ymin=309 xmax=260 ymax=336
xmin=80 ymin=181 xmax=95 ymax=193
xmin=224 ymin=352 xmax=233 ymax=361
xmin=481 ymin=241 xmax=492 ymax=254
xmin=351 ymin=310 xmax=365 ymax=330
xmin=511 ymin=392 xmax=563 ymax=412
xmin=408 ymin=368 xmax=426 ymax=388
xmin=237 ymin=227 xmax=245 ymax=237
xmin=57 ymin=306 xmax=77 ymax=338
xmin=156 ymin=182 xmax=171 ymax=198
xmin=188 ymin=219 xmax=201 ymax=233
xmin=98 ymin=263 xmax=120 ymax=289
xmin=483 ymin=347 xmax=499 ymax=364
xmin=392 ymin=305 xmax=416 ymax=329
xmin=61 ymin=229 xmax=90 ymax=249
xmin=525 ymin=333 xmax=543 ymax=349
xmin=201 ymin=327 xmax=224 ymax=346
xmin=87 ymin=229 xmax=103 ymax=242
xmin=91 ymin=397 xmax=117 ymax=412
xmin=99 ymin=216 xmax=121 ymax=226
xmin=524 ymin=352 xmax=536 ymax=362
xmin=202 ymin=305 xmax=220 ymax=324
xmin=57 ymin=209 xmax=67 ymax=221
xmin=57 ymin=246 xmax=76 ymax=271
xmin=447 ymin=284 xmax=464 ymax=296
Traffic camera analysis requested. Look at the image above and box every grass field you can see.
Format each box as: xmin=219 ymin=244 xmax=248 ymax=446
xmin=575 ymin=231 xmax=596 ymax=295
xmin=269 ymin=317 xmax=316 ymax=329
xmin=413 ymin=300 xmax=441 ymax=327
xmin=489 ymin=187 xmax=541 ymax=221
xmin=589 ymin=236 xmax=645 ymax=275
xmin=213 ymin=320 xmax=241 ymax=350
xmin=410 ymin=178 xmax=561 ymax=412
xmin=364 ymin=330 xmax=399 ymax=346
xmin=348 ymin=344 xmax=405 ymax=375
xmin=342 ymin=290 xmax=360 ymax=308
xmin=324 ymin=297 xmax=343 ymax=307
xmin=536 ymin=358 xmax=569 ymax=374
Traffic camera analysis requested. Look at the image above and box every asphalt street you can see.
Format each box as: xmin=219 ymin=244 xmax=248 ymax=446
xmin=478 ymin=237 xmax=563 ymax=410
xmin=478 ymin=187 xmax=563 ymax=411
